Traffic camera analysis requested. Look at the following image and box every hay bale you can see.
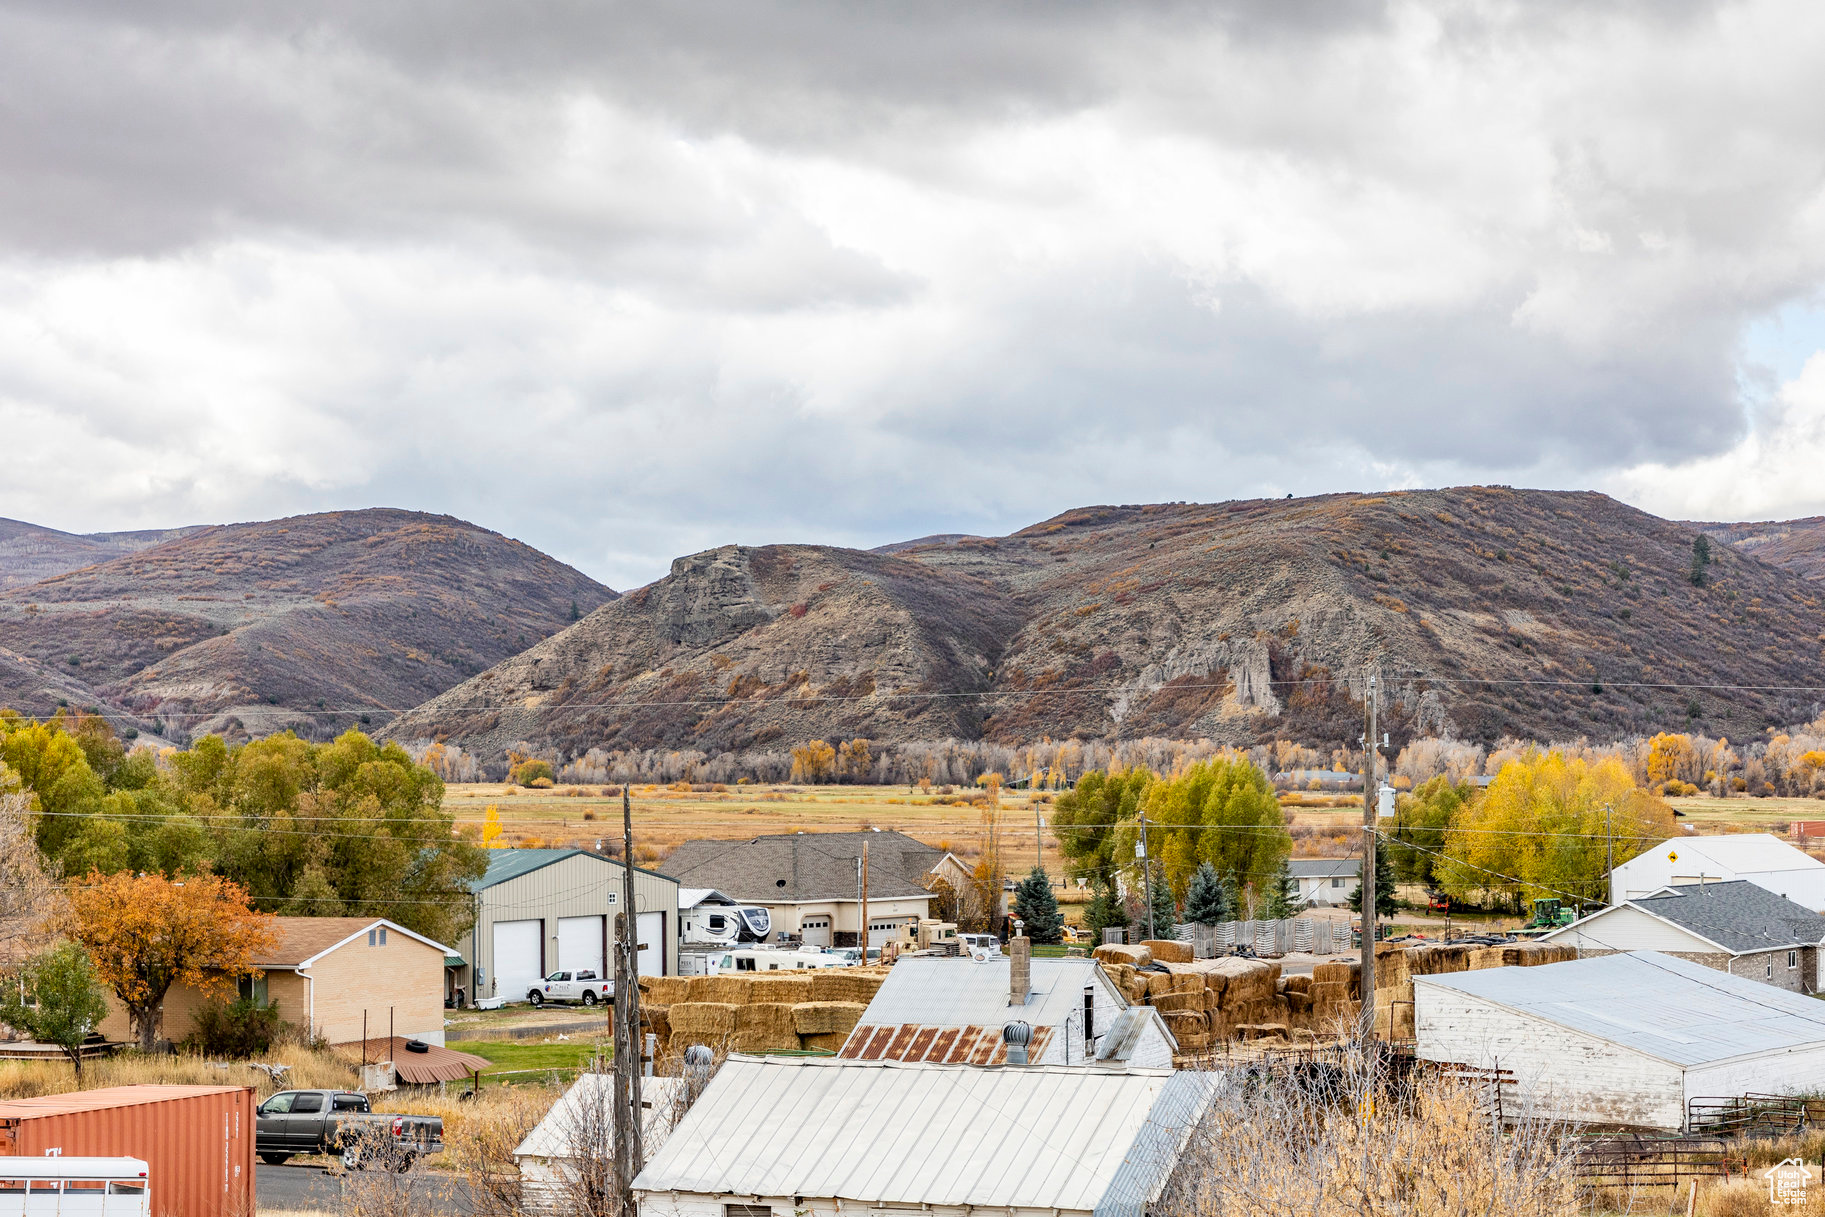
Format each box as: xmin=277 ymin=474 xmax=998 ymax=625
xmin=808 ymin=971 xmax=884 ymax=1004
xmin=1516 ymin=943 xmax=1576 ymax=966
xmin=1142 ymin=939 xmax=1193 ymax=964
xmin=747 ymin=975 xmax=815 ymax=1004
xmin=1145 ymin=972 xmax=1173 ymax=997
xmin=687 ymin=975 xmax=754 ymax=1004
xmin=1206 ymin=958 xmax=1276 ymax=1007
xmin=791 ymin=1001 xmax=867 ymax=1036
xmin=1170 ymin=972 xmax=1205 ymax=994
xmin=1160 ymin=1010 xmax=1209 ymax=1049
xmin=667 ymin=1002 xmax=737 ymax=1040
xmin=642 ymin=976 xmax=692 ymax=1004
xmin=1094 ymin=943 xmax=1154 ymax=968
xmin=731 ymin=1003 xmax=801 ymax=1052
xmin=799 ymin=1032 xmax=849 ymax=1053
xmin=641 ymin=1004 xmax=671 ymax=1040
xmin=1379 ymin=950 xmax=1411 ymax=986
xmin=1311 ymin=961 xmax=1353 ymax=985
xmin=1282 ymin=974 xmax=1312 ymax=995
xmin=1151 ymin=991 xmax=1204 ymax=1014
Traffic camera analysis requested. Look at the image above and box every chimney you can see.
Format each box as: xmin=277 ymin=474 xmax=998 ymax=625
xmin=1009 ymin=935 xmax=1031 ymax=1007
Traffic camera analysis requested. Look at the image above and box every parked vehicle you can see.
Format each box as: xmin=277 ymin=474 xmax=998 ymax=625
xmin=705 ymin=946 xmax=852 ymax=974
xmin=254 ymin=1091 xmax=443 ymax=1170
xmin=528 ymin=969 xmax=613 ymax=1007
xmin=0 ymin=1157 xmax=148 ymax=1217
xmin=959 ymin=933 xmax=1002 ymax=958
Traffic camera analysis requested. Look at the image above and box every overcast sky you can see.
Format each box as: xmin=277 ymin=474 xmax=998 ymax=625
xmin=4 ymin=1 xmax=1825 ymax=590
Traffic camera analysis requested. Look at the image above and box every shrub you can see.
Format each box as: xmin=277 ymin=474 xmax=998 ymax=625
xmin=527 ymin=777 xmax=554 ymax=789
xmin=183 ymin=998 xmax=285 ymax=1058
xmin=511 ymin=759 xmax=555 ymax=787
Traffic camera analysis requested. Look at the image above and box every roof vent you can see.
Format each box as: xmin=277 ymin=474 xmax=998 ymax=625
xmin=1002 ymin=1020 xmax=1033 ymax=1065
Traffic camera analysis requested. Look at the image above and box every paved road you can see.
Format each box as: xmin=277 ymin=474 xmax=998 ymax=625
xmin=257 ymin=1162 xmax=475 ymax=1213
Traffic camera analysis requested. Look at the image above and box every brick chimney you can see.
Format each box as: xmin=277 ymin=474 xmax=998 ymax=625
xmin=1009 ymin=934 xmax=1031 ymax=1006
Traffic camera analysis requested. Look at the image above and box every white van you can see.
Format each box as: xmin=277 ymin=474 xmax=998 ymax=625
xmin=0 ymin=1158 xmax=149 ymax=1217
xmin=704 ymin=947 xmax=853 ymax=974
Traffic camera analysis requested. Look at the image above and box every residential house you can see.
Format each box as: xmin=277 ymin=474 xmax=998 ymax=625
xmin=1608 ymin=834 xmax=1825 ymax=908
xmin=630 ymin=1055 xmax=1217 ymax=1217
xmin=454 ymin=848 xmax=681 ymax=1007
xmin=1288 ymin=858 xmax=1360 ymax=907
xmin=660 ymin=831 xmax=941 ymax=948
xmin=1544 ymin=880 xmax=1825 ymax=992
xmin=98 ymin=916 xmax=454 ymax=1047
xmin=1416 ymin=951 xmax=1825 ymax=1130
xmin=839 ymin=946 xmax=1176 ymax=1067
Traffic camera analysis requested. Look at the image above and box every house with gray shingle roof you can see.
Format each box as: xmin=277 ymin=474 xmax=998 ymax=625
xmin=1544 ymin=880 xmax=1825 ymax=993
xmin=659 ymin=831 xmax=941 ymax=949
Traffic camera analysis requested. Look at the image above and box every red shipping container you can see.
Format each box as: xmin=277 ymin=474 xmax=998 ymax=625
xmin=0 ymin=1085 xmax=254 ymax=1217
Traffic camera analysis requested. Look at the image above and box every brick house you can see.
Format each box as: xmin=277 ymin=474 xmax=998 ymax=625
xmin=98 ymin=916 xmax=456 ymax=1047
xmin=1543 ymin=881 xmax=1825 ymax=993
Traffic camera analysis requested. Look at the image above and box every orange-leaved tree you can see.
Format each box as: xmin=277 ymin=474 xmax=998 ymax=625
xmin=66 ymin=872 xmax=276 ymax=1050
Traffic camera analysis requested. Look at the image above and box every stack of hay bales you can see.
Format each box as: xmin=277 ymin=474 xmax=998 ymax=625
xmin=1306 ymin=959 xmax=1360 ymax=1035
xmin=1204 ymin=957 xmax=1286 ymax=1041
xmin=1371 ymin=940 xmax=1581 ymax=1040
xmin=1141 ymin=940 xmax=1193 ymax=964
xmin=639 ymin=967 xmax=890 ymax=1061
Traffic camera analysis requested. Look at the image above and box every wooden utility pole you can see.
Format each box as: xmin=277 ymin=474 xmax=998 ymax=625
xmin=612 ymin=787 xmax=644 ymax=1217
xmin=859 ymin=840 xmax=869 ymax=955
xmin=1359 ymin=670 xmax=1379 ymax=1042
xmin=1140 ymin=804 xmax=1154 ymax=941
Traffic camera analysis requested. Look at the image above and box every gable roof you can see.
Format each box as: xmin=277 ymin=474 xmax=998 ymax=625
xmin=838 ymin=957 xmax=1173 ymax=1064
xmin=678 ymin=888 xmax=738 ymax=910
xmin=1288 ymin=858 xmax=1359 ymax=879
xmin=659 ymin=831 xmax=943 ymax=902
xmin=470 ymin=847 xmax=677 ymax=892
xmin=1627 ymin=834 xmax=1825 ymax=875
xmin=1416 ymin=950 xmax=1825 ymax=1067
xmin=255 ymin=917 xmax=454 ymax=969
xmin=1621 ymin=881 xmax=1825 ymax=953
xmin=630 ymin=1056 xmax=1216 ymax=1216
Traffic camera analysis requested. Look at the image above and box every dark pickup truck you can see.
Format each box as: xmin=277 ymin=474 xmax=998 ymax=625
xmin=255 ymin=1090 xmax=444 ymax=1170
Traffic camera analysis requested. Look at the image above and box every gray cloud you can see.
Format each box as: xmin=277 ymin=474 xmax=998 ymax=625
xmin=1 ymin=0 xmax=1824 ymax=588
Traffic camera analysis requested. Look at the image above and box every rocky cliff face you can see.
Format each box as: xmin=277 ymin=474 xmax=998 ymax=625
xmin=392 ymin=488 xmax=1825 ymax=759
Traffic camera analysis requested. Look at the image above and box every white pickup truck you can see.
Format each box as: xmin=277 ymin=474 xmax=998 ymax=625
xmin=526 ymin=969 xmax=613 ymax=1007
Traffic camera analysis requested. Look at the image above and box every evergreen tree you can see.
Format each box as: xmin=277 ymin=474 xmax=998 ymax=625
xmin=1144 ymin=875 xmax=1178 ymax=940
xmin=1182 ymin=861 xmax=1232 ymax=925
xmin=1011 ymin=867 xmax=1065 ymax=944
xmin=1221 ymin=868 xmax=1244 ymax=919
xmin=1348 ymin=848 xmax=1398 ymax=918
xmin=1263 ymin=857 xmax=1300 ymax=920
xmin=1082 ymin=875 xmax=1127 ymax=941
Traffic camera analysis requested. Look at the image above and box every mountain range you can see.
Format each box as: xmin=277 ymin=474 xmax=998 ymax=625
xmin=3 ymin=490 xmax=1822 ymax=758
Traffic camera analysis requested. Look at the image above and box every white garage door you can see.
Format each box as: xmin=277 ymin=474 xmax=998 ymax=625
xmin=492 ymin=919 xmax=544 ymax=1002
xmin=801 ymin=917 xmax=831 ymax=948
xmin=558 ymin=916 xmax=605 ymax=976
xmin=637 ymin=911 xmax=666 ymax=976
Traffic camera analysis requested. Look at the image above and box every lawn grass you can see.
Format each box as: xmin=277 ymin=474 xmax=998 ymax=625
xmin=459 ymin=1038 xmax=607 ymax=1079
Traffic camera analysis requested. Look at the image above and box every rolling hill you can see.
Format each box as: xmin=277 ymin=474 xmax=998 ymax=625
xmin=0 ymin=509 xmax=615 ymax=740
xmin=1699 ymin=518 xmax=1825 ymax=581
xmin=388 ymin=487 xmax=1825 ymax=759
xmin=0 ymin=518 xmax=208 ymax=591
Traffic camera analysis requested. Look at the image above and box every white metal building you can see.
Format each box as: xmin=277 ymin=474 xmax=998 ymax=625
xmin=455 ymin=848 xmax=681 ymax=1005
xmin=630 ymin=1056 xmax=1216 ymax=1217
xmin=1415 ymin=951 xmax=1825 ymax=1130
xmin=1609 ymin=835 xmax=1825 ymax=908
xmin=516 ymin=1075 xmax=688 ymax=1211
xmin=839 ymin=956 xmax=1176 ymax=1068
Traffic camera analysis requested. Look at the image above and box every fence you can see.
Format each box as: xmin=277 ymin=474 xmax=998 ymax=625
xmin=1177 ymin=918 xmax=1345 ymax=959
xmin=1573 ymin=1135 xmax=1746 ymax=1189
xmin=1687 ymin=1094 xmax=1825 ymax=1137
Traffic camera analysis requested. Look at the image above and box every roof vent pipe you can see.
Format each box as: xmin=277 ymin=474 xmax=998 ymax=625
xmin=1002 ymin=1020 xmax=1033 ymax=1065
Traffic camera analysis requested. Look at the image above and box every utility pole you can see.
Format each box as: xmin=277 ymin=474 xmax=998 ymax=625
xmin=1140 ymin=805 xmax=1154 ymax=941
xmin=859 ymin=841 xmax=869 ymax=955
xmin=1604 ymin=801 xmax=1614 ymax=907
xmin=612 ymin=787 xmax=644 ymax=1217
xmin=1359 ymin=670 xmax=1379 ymax=1042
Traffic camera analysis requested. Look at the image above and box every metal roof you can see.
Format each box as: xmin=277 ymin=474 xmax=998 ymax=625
xmin=1287 ymin=858 xmax=1360 ymax=879
xmin=677 ymin=888 xmax=736 ymax=910
xmin=630 ymin=1056 xmax=1215 ymax=1215
xmin=1417 ymin=951 xmax=1825 ymax=1067
xmin=1630 ymin=834 xmax=1825 ymax=874
xmin=1552 ymin=881 xmax=1825 ymax=955
xmin=515 ymin=1074 xmax=687 ymax=1160
xmin=469 ymin=847 xmax=676 ymax=892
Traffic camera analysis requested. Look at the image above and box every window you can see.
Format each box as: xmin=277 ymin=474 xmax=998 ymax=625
xmin=1767 ymin=962 xmax=1774 ymax=979
xmin=708 ymin=915 xmax=726 ymax=931
xmin=0 ymin=1181 xmax=25 ymax=1194
xmin=577 ymin=971 xmax=597 ymax=981
xmin=548 ymin=972 xmax=571 ymax=983
xmin=291 ymin=1093 xmax=324 ymax=1114
xmin=726 ymin=1205 xmax=772 ymax=1217
xmin=262 ymin=1093 xmax=296 ymax=1114
xmin=109 ymin=1182 xmax=146 ymax=1195
xmin=1792 ymin=951 xmax=1800 ymax=969
xmin=64 ymin=1180 xmax=106 ymax=1194
xmin=379 ymin=926 xmax=387 ymax=945
xmin=368 ymin=929 xmax=376 ymax=946
xmin=238 ymin=974 xmax=269 ymax=1007
xmin=29 ymin=1181 xmax=58 ymax=1193
xmin=736 ymin=957 xmax=756 ymax=972
xmin=333 ymin=1094 xmax=369 ymax=1112
xmin=1331 ymin=877 xmax=1345 ymax=888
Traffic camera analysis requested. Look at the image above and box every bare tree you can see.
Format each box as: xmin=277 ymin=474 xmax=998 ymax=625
xmin=0 ymin=791 xmax=61 ymax=970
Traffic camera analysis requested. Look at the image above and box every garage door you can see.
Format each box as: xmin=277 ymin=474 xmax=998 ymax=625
xmin=492 ymin=919 xmax=544 ymax=1002
xmin=801 ymin=916 xmax=831 ymax=948
xmin=637 ymin=911 xmax=666 ymax=976
xmin=558 ymin=916 xmax=605 ymax=977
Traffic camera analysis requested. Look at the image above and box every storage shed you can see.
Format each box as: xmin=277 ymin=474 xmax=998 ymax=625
xmin=631 ymin=1056 xmax=1216 ymax=1217
xmin=455 ymin=848 xmax=681 ymax=1006
xmin=1609 ymin=835 xmax=1825 ymax=908
xmin=1415 ymin=951 xmax=1825 ymax=1130
xmin=516 ymin=1074 xmax=688 ymax=1211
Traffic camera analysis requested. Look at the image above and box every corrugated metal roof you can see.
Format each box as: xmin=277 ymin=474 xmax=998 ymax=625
xmin=1097 ymin=1007 xmax=1175 ymax=1062
xmin=1417 ymin=951 xmax=1825 ymax=1067
xmin=515 ymin=1074 xmax=687 ymax=1160
xmin=837 ymin=958 xmax=1122 ymax=1063
xmin=0 ymin=1086 xmax=248 ymax=1117
xmin=1639 ymin=834 xmax=1825 ymax=873
xmin=630 ymin=1056 xmax=1214 ymax=1214
xmin=471 ymin=847 xmax=677 ymax=891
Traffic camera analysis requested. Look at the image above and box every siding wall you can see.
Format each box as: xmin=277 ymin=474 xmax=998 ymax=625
xmin=461 ymin=854 xmax=681 ymax=999
xmin=1415 ymin=981 xmax=1687 ymax=1129
xmin=638 ymin=1193 xmax=1084 ymax=1217
xmin=1548 ymin=907 xmax=1720 ymax=954
xmin=306 ymin=929 xmax=446 ymax=1045
xmin=1684 ymin=1046 xmax=1825 ymax=1106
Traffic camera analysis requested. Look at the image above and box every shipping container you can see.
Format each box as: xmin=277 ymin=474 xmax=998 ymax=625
xmin=0 ymin=1086 xmax=254 ymax=1217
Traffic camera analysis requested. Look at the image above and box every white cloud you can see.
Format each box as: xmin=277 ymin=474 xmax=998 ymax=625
xmin=1 ymin=1 xmax=1824 ymax=585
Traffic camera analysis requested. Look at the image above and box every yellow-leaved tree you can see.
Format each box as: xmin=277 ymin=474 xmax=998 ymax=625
xmin=1437 ymin=751 xmax=1674 ymax=910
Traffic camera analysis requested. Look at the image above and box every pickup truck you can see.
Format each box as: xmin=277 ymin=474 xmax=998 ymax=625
xmin=255 ymin=1090 xmax=444 ymax=1170
xmin=527 ymin=968 xmax=613 ymax=1007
